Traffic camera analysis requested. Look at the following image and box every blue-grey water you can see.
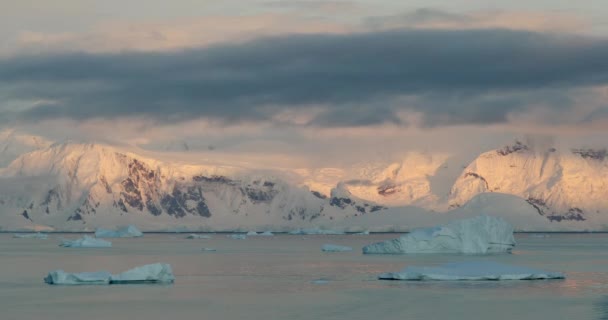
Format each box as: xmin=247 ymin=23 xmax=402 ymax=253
xmin=1 ymin=233 xmax=607 ymax=319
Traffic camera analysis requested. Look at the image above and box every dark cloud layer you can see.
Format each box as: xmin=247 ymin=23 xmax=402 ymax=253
xmin=1 ymin=29 xmax=608 ymax=126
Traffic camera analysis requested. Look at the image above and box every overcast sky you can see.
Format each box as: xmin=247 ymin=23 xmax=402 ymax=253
xmin=1 ymin=0 xmax=607 ymax=165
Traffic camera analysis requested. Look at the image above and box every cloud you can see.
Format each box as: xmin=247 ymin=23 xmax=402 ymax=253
xmin=366 ymin=8 xmax=587 ymax=33
xmin=2 ymin=28 xmax=608 ymax=127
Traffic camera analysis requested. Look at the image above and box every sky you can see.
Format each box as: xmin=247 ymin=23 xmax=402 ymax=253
xmin=1 ymin=0 xmax=608 ymax=167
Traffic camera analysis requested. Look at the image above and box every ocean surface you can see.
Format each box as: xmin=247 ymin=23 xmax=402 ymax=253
xmin=1 ymin=233 xmax=607 ymax=319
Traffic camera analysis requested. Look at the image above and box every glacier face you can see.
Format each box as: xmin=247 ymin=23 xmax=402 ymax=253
xmin=0 ymin=140 xmax=608 ymax=231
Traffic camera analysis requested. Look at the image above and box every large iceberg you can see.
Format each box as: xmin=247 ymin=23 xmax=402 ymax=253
xmin=95 ymin=225 xmax=143 ymax=238
xmin=363 ymin=215 xmax=515 ymax=254
xmin=45 ymin=263 xmax=174 ymax=285
xmin=59 ymin=235 xmax=112 ymax=248
xmin=378 ymin=261 xmax=565 ymax=281
xmin=321 ymin=244 xmax=353 ymax=252
xmin=13 ymin=233 xmax=48 ymax=239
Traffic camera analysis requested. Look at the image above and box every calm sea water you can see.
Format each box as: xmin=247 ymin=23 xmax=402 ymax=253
xmin=1 ymin=233 xmax=607 ymax=320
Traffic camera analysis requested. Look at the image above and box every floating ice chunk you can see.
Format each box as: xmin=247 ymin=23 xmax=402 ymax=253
xmin=259 ymin=231 xmax=274 ymax=236
xmin=186 ymin=234 xmax=211 ymax=239
xmin=378 ymin=261 xmax=565 ymax=281
xmin=13 ymin=233 xmax=48 ymax=239
xmin=289 ymin=228 xmax=345 ymax=235
xmin=59 ymin=235 xmax=112 ymax=248
xmin=202 ymin=248 xmax=217 ymax=252
xmin=110 ymin=263 xmax=175 ymax=284
xmin=322 ymin=244 xmax=353 ymax=252
xmin=95 ymin=225 xmax=143 ymax=238
xmin=354 ymin=231 xmax=370 ymax=235
xmin=363 ymin=215 xmax=515 ymax=254
xmin=228 ymin=234 xmax=247 ymax=240
xmin=311 ymin=279 xmax=330 ymax=285
xmin=45 ymin=263 xmax=174 ymax=285
xmin=44 ymin=270 xmax=112 ymax=285
xmin=246 ymin=231 xmax=259 ymax=236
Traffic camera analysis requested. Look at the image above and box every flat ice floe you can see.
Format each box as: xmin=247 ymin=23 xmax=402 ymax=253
xmin=321 ymin=244 xmax=353 ymax=252
xmin=95 ymin=225 xmax=143 ymax=238
xmin=59 ymin=235 xmax=112 ymax=248
xmin=378 ymin=261 xmax=565 ymax=281
xmin=13 ymin=233 xmax=48 ymax=239
xmin=186 ymin=234 xmax=211 ymax=239
xmin=45 ymin=263 xmax=175 ymax=285
xmin=228 ymin=234 xmax=247 ymax=240
xmin=363 ymin=215 xmax=515 ymax=254
xmin=288 ymin=228 xmax=345 ymax=235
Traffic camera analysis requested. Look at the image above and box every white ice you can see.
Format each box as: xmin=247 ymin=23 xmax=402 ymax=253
xmin=110 ymin=263 xmax=175 ymax=284
xmin=288 ymin=228 xmax=345 ymax=235
xmin=13 ymin=233 xmax=48 ymax=239
xmin=44 ymin=270 xmax=112 ymax=285
xmin=59 ymin=235 xmax=112 ymax=248
xmin=259 ymin=231 xmax=274 ymax=236
xmin=94 ymin=225 xmax=143 ymax=238
xmin=186 ymin=234 xmax=211 ymax=239
xmin=321 ymin=244 xmax=353 ymax=252
xmin=228 ymin=234 xmax=247 ymax=240
xmin=363 ymin=215 xmax=515 ymax=254
xmin=45 ymin=263 xmax=174 ymax=285
xmin=246 ymin=231 xmax=259 ymax=236
xmin=378 ymin=261 xmax=565 ymax=281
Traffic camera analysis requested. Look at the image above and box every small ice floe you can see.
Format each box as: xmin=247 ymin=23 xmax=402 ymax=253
xmin=354 ymin=231 xmax=370 ymax=235
xmin=201 ymin=248 xmax=217 ymax=252
xmin=363 ymin=215 xmax=515 ymax=255
xmin=13 ymin=233 xmax=48 ymax=239
xmin=288 ymin=228 xmax=345 ymax=235
xmin=246 ymin=231 xmax=259 ymax=236
xmin=186 ymin=234 xmax=211 ymax=239
xmin=59 ymin=235 xmax=112 ymax=248
xmin=378 ymin=261 xmax=565 ymax=281
xmin=311 ymin=279 xmax=330 ymax=285
xmin=228 ymin=234 xmax=247 ymax=240
xmin=44 ymin=263 xmax=174 ymax=285
xmin=95 ymin=225 xmax=143 ymax=238
xmin=321 ymin=244 xmax=353 ymax=252
xmin=259 ymin=231 xmax=274 ymax=236
xmin=529 ymin=234 xmax=550 ymax=238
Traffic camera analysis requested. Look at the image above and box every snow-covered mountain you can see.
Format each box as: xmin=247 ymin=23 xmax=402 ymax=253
xmin=1 ymin=139 xmax=607 ymax=231
xmin=0 ymin=143 xmax=383 ymax=231
xmin=449 ymin=141 xmax=608 ymax=223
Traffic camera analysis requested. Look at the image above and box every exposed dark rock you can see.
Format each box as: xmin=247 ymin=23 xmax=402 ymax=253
xmin=377 ymin=183 xmax=399 ymax=196
xmin=311 ymin=191 xmax=327 ymax=199
xmin=572 ymin=148 xmax=608 ymax=161
xmin=21 ymin=210 xmax=32 ymax=221
xmin=464 ymin=172 xmax=489 ymax=190
xmin=497 ymin=140 xmax=528 ymax=156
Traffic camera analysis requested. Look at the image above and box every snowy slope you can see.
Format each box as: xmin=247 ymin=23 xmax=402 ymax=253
xmin=449 ymin=141 xmax=608 ymax=223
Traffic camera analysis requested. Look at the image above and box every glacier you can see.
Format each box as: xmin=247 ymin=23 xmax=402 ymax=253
xmin=321 ymin=244 xmax=353 ymax=252
xmin=378 ymin=261 xmax=565 ymax=281
xmin=95 ymin=225 xmax=143 ymax=238
xmin=59 ymin=235 xmax=112 ymax=248
xmin=362 ymin=215 xmax=515 ymax=254
xmin=45 ymin=263 xmax=174 ymax=285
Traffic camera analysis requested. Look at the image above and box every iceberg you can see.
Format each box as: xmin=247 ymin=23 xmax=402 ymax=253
xmin=259 ymin=231 xmax=274 ymax=236
xmin=246 ymin=231 xmax=259 ymax=236
xmin=288 ymin=228 xmax=345 ymax=235
xmin=59 ymin=235 xmax=112 ymax=248
xmin=228 ymin=234 xmax=247 ymax=240
xmin=378 ymin=261 xmax=565 ymax=281
xmin=186 ymin=234 xmax=211 ymax=239
xmin=45 ymin=263 xmax=174 ymax=285
xmin=321 ymin=244 xmax=353 ymax=252
xmin=363 ymin=215 xmax=515 ymax=254
xmin=94 ymin=225 xmax=143 ymax=238
xmin=110 ymin=263 xmax=175 ymax=284
xmin=201 ymin=248 xmax=217 ymax=252
xmin=44 ymin=270 xmax=112 ymax=285
xmin=13 ymin=233 xmax=48 ymax=239
xmin=354 ymin=231 xmax=370 ymax=235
